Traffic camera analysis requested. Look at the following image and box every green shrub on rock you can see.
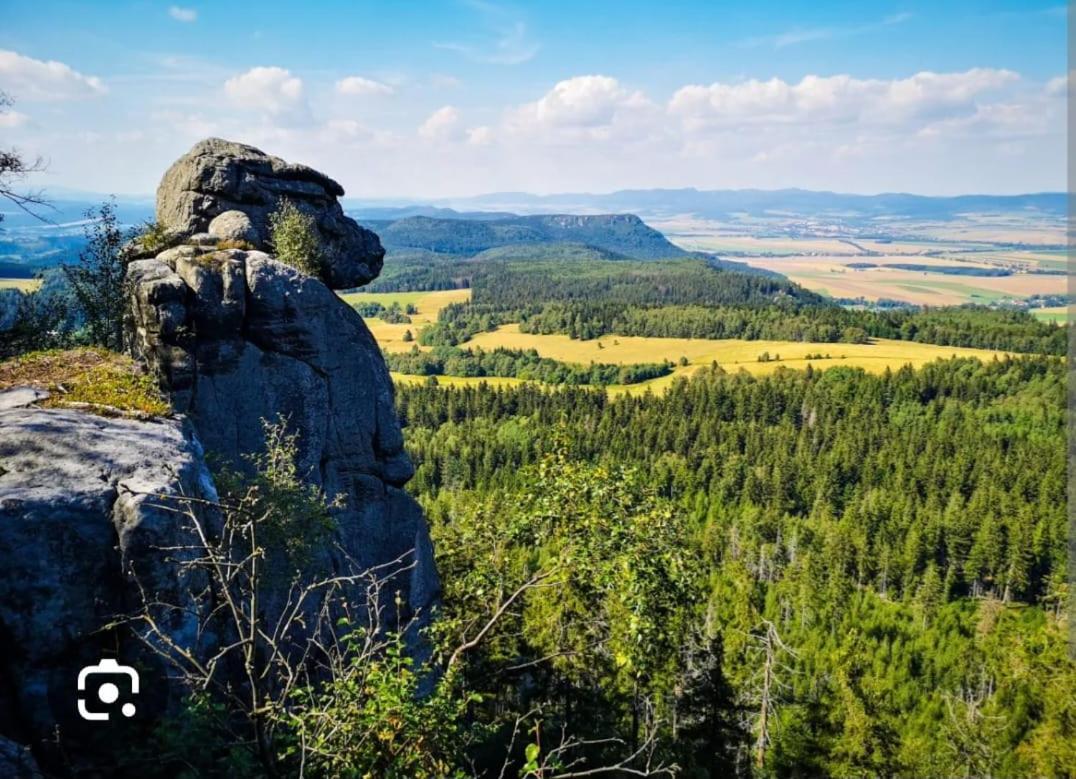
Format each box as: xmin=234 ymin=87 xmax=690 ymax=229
xmin=269 ymin=200 xmax=324 ymax=277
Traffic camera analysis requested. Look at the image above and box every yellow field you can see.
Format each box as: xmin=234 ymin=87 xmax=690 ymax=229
xmin=0 ymin=278 xmax=41 ymax=292
xmin=464 ymin=324 xmax=1012 ymax=392
xmin=390 ymin=372 xmax=527 ymax=389
xmin=348 ymin=282 xmax=1018 ymax=397
xmin=341 ymin=288 xmax=471 ymax=351
xmin=669 ymin=234 xmax=856 ymax=256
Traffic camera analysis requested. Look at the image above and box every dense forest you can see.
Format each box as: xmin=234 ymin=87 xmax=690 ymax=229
xmin=411 ymin=259 xmax=1068 ymax=354
xmin=365 ymin=213 xmax=687 ymax=259
xmin=5 ymin=200 xmax=1070 ymax=777
xmin=386 ymin=344 xmax=673 ymax=385
xmin=395 ymin=356 xmax=1074 ymax=777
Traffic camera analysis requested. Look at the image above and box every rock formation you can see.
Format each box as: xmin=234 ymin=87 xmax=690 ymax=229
xmin=156 ymin=137 xmax=385 ymax=288
xmin=0 ymin=139 xmax=439 ymax=773
xmin=126 ymin=244 xmax=438 ymax=617
xmin=0 ymin=405 xmax=216 ymax=770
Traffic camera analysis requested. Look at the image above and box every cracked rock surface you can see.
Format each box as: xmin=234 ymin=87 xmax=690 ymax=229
xmin=155 ymin=137 xmax=385 ymax=288
xmin=0 ymin=408 xmax=214 ymax=767
xmin=127 ymin=244 xmax=438 ymax=635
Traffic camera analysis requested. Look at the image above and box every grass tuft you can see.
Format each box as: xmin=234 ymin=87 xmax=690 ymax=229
xmin=0 ymin=347 xmax=171 ymax=417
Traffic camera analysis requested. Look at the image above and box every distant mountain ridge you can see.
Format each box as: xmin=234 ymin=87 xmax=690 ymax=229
xmin=364 ymin=213 xmax=687 ymax=260
xmin=428 ymin=188 xmax=1067 ymax=220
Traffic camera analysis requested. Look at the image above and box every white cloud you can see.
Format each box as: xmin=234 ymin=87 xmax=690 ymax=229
xmin=0 ymin=49 xmax=106 ymax=101
xmin=505 ymin=75 xmax=657 ymax=144
xmin=418 ymin=105 xmax=462 ymax=140
xmin=0 ymin=109 xmax=28 ymax=128
xmin=223 ymin=66 xmax=307 ymax=122
xmin=336 ymin=75 xmax=394 ymax=97
xmin=669 ymin=69 xmax=1019 ymax=131
xmin=467 ymin=125 xmax=493 ymax=145
xmin=168 ymin=6 xmax=197 ymax=23
xmin=1045 ymin=73 xmax=1067 ymax=96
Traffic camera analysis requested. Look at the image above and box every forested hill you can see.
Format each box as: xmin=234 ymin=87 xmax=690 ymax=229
xmin=365 ymin=213 xmax=687 ymax=259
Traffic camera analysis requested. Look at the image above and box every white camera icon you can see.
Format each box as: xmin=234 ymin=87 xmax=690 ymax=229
xmin=76 ymin=659 xmax=139 ymax=722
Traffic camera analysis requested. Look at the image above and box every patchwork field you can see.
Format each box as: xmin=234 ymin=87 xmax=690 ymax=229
xmin=655 ymin=214 xmax=1067 ymax=306
xmin=389 ymin=372 xmax=526 ymax=389
xmin=347 ymin=283 xmax=1022 ymax=396
xmin=742 ymin=256 xmax=1064 ymax=305
xmin=0 ymin=278 xmax=41 ymax=292
xmin=342 ymin=288 xmax=471 ymax=351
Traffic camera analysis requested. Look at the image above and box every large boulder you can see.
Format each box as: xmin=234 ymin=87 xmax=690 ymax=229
xmin=127 ymin=246 xmax=439 ymax=648
xmin=156 ymin=138 xmax=384 ymax=288
xmin=0 ymin=407 xmax=217 ymax=772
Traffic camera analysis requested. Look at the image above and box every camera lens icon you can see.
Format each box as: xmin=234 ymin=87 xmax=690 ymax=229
xmin=77 ymin=659 xmax=139 ymax=722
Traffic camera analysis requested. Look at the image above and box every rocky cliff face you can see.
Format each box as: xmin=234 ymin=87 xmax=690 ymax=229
xmin=0 ymin=139 xmax=439 ymax=774
xmin=138 ymin=141 xmax=440 ymax=644
xmin=126 ymin=244 xmax=438 ymax=619
xmin=0 ymin=403 xmax=216 ymax=771
xmin=156 ymin=137 xmax=385 ymax=288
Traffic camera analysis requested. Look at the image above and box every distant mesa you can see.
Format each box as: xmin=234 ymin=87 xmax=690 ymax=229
xmin=365 ymin=212 xmax=687 ymax=260
xmin=156 ymin=137 xmax=385 ymax=288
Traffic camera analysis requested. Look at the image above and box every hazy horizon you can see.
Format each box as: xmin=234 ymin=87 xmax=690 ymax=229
xmin=23 ymin=180 xmax=1073 ymax=205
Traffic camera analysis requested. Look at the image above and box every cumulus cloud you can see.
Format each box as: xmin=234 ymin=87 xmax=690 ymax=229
xmin=1045 ymin=73 xmax=1067 ymax=97
xmin=418 ymin=105 xmax=462 ymax=140
xmin=505 ymin=75 xmax=657 ymax=143
xmin=168 ymin=6 xmax=197 ymax=22
xmin=0 ymin=49 xmax=106 ymax=101
xmin=669 ymin=68 xmax=1019 ymax=131
xmin=467 ymin=125 xmax=493 ymax=145
xmin=223 ymin=66 xmax=307 ymax=122
xmin=336 ymin=75 xmax=394 ymax=97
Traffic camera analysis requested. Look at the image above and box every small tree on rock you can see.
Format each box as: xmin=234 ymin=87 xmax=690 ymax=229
xmin=269 ymin=200 xmax=324 ymax=277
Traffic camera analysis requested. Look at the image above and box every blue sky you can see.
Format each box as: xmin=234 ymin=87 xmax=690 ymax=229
xmin=0 ymin=0 xmax=1066 ymax=197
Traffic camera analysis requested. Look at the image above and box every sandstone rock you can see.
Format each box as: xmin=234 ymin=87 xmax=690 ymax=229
xmin=128 ymin=246 xmax=439 ymax=651
xmin=156 ymin=138 xmax=384 ymax=288
xmin=0 ymin=387 xmax=48 ymax=411
xmin=0 ymin=408 xmax=216 ymax=771
xmin=208 ymin=209 xmax=257 ymax=243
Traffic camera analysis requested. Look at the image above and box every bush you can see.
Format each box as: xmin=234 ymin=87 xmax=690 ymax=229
xmin=131 ymin=220 xmax=180 ymax=257
xmin=269 ymin=200 xmax=324 ymax=276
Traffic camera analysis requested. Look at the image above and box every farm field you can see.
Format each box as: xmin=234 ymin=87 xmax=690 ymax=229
xmin=663 ymin=233 xmax=856 ymax=256
xmin=657 ymin=215 xmax=1066 ymax=305
xmin=390 ymin=372 xmax=526 ymax=389
xmin=465 ymin=323 xmax=1012 ymax=380
xmin=1031 ymin=306 xmax=1069 ymax=323
xmin=352 ymin=288 xmax=1019 ymax=395
xmin=342 ymin=288 xmax=470 ymax=351
xmin=0 ymin=278 xmax=41 ymax=292
xmin=739 ymin=255 xmax=1064 ymax=304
